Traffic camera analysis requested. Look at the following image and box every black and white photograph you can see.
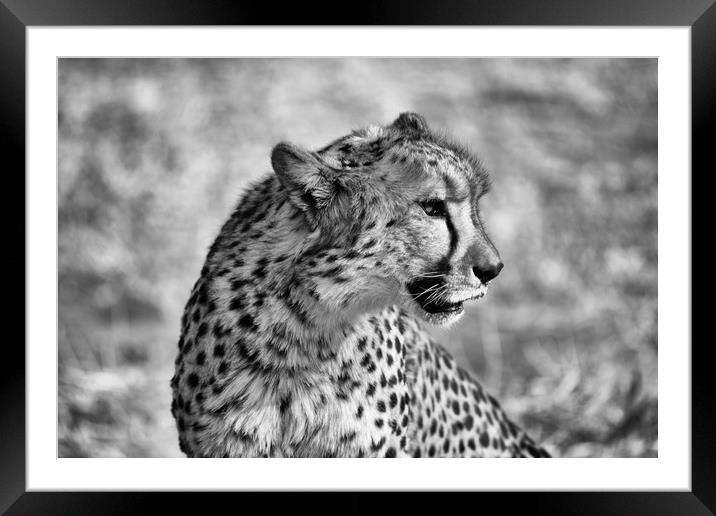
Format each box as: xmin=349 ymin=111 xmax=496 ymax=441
xmin=5 ymin=0 xmax=708 ymax=508
xmin=58 ymin=57 xmax=658 ymax=459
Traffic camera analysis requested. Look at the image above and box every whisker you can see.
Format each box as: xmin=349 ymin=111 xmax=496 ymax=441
xmin=414 ymin=283 xmax=442 ymax=300
xmin=423 ymin=284 xmax=449 ymax=304
xmin=406 ymin=271 xmax=447 ymax=282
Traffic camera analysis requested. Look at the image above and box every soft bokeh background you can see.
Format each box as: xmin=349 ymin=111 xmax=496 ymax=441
xmin=58 ymin=58 xmax=657 ymax=458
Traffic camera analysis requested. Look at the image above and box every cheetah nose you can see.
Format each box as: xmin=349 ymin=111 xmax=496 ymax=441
xmin=472 ymin=261 xmax=503 ymax=284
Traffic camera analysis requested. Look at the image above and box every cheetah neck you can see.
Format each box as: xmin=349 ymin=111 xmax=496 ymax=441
xmin=203 ymin=175 xmax=405 ymax=365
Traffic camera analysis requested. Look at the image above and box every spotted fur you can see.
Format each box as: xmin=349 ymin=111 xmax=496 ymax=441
xmin=171 ymin=113 xmax=550 ymax=458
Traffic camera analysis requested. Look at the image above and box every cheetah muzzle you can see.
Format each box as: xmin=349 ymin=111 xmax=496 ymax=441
xmin=407 ymin=276 xmax=488 ymax=318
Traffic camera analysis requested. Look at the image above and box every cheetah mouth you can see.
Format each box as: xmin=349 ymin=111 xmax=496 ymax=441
xmin=406 ymin=279 xmax=464 ymax=315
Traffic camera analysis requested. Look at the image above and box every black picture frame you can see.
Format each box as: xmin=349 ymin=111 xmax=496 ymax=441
xmin=4 ymin=0 xmax=710 ymax=513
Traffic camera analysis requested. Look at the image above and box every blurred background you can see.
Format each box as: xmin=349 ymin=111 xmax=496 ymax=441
xmin=58 ymin=58 xmax=657 ymax=458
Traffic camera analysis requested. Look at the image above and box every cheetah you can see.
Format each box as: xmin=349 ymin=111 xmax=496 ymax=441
xmin=171 ymin=112 xmax=551 ymax=458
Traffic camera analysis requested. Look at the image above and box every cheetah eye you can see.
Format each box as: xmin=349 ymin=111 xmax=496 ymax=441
xmin=418 ymin=199 xmax=447 ymax=218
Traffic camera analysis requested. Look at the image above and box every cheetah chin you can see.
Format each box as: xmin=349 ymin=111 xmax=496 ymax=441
xmin=407 ymin=279 xmax=488 ymax=326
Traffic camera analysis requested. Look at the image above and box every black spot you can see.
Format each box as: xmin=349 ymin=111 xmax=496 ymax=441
xmin=196 ymin=351 xmax=206 ymax=366
xmin=196 ymin=322 xmax=208 ymax=338
xmin=187 ymin=373 xmax=199 ymax=388
xmin=229 ymin=297 xmax=244 ymax=311
xmin=366 ymin=383 xmax=376 ymax=397
xmin=377 ymin=400 xmax=386 ymax=412
xmin=464 ymin=415 xmax=474 ymax=430
xmin=218 ymin=361 xmax=228 ymax=375
xmin=279 ymin=393 xmax=292 ymax=414
xmin=473 ymin=388 xmax=485 ymax=403
xmin=488 ymin=394 xmax=502 ymax=409
xmin=340 ymin=431 xmax=357 ymax=444
xmin=230 ymin=278 xmax=248 ymax=291
xmin=238 ymin=313 xmax=257 ymax=331
xmin=452 ymin=400 xmax=460 ymax=415
xmin=442 ymin=439 xmax=450 ymax=453
xmin=412 ymin=447 xmax=422 ymax=457
xmin=396 ymin=317 xmax=406 ymax=334
xmin=500 ymin=421 xmax=509 ymax=439
xmin=214 ymin=344 xmax=225 ymax=357
xmin=371 ymin=437 xmax=386 ymax=452
xmin=356 ymin=405 xmax=364 ymax=418
xmin=212 ymin=324 xmax=228 ymax=339
xmin=468 ymin=438 xmax=476 ymax=450
xmin=389 ymin=392 xmax=398 ymax=409
xmin=480 ymin=431 xmax=490 ymax=448
xmin=384 ymin=447 xmax=397 ymax=458
xmin=428 ymin=445 xmax=436 ymax=457
xmin=390 ymin=418 xmax=400 ymax=434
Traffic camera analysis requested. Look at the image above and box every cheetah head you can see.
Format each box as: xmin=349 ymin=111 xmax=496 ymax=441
xmin=271 ymin=112 xmax=502 ymax=327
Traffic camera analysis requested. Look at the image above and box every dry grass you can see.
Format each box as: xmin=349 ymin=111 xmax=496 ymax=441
xmin=58 ymin=58 xmax=657 ymax=458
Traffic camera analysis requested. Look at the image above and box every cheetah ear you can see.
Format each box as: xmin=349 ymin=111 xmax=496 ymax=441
xmin=392 ymin=112 xmax=429 ymax=134
xmin=271 ymin=142 xmax=338 ymax=222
